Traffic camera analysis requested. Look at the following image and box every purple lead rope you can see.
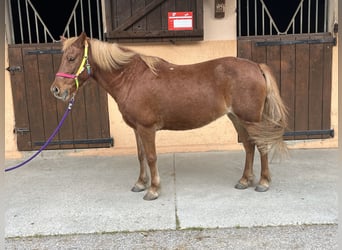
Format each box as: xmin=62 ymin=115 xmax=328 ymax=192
xmin=5 ymin=97 xmax=75 ymax=172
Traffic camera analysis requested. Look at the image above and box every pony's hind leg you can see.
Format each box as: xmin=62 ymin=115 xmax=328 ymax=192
xmin=131 ymin=129 xmax=150 ymax=192
xmin=228 ymin=113 xmax=255 ymax=189
xmin=236 ymin=140 xmax=256 ymax=189
xmin=255 ymin=145 xmax=271 ymax=192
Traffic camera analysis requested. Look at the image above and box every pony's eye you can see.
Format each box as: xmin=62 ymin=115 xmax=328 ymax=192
xmin=67 ymin=56 xmax=75 ymax=62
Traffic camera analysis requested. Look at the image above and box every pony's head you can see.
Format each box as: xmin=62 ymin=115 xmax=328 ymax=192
xmin=51 ymin=32 xmax=90 ymax=101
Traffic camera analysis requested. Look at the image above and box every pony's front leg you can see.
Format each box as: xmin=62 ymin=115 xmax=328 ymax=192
xmin=131 ymin=130 xmax=149 ymax=192
xmin=136 ymin=127 xmax=160 ymax=200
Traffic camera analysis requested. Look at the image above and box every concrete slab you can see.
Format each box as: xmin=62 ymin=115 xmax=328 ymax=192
xmin=5 ymin=149 xmax=338 ymax=238
xmin=175 ymin=149 xmax=338 ymax=229
xmin=5 ymin=154 xmax=176 ymax=237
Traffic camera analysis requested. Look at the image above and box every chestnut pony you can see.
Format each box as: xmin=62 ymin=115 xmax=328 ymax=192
xmin=51 ymin=33 xmax=287 ymax=200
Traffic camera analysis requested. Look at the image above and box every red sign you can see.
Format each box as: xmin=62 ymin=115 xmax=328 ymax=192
xmin=168 ymin=12 xmax=193 ymax=31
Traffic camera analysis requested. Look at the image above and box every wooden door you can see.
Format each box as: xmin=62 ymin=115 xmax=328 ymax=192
xmin=238 ymin=33 xmax=335 ymax=140
xmin=8 ymin=43 xmax=113 ymax=151
xmin=104 ymin=0 xmax=203 ymax=42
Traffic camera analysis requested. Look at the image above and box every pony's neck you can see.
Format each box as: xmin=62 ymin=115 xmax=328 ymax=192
xmin=90 ymin=54 xmax=141 ymax=103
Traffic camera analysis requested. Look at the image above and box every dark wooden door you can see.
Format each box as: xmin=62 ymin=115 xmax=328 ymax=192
xmin=8 ymin=43 xmax=113 ymax=151
xmin=238 ymin=33 xmax=335 ymax=140
xmin=105 ymin=0 xmax=203 ymax=42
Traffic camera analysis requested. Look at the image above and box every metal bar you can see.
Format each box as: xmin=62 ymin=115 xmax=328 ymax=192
xmin=324 ymin=0 xmax=327 ymax=32
xmin=81 ymin=0 xmax=85 ymax=32
xmin=308 ymin=0 xmax=311 ymax=32
xmin=284 ymin=129 xmax=334 ymax=138
xmin=300 ymin=1 xmax=303 ymax=34
xmin=62 ymin=0 xmax=80 ymax=37
xmin=34 ymin=12 xmax=39 ymax=43
xmin=315 ymin=0 xmax=318 ymax=33
xmin=17 ymin=0 xmax=24 ymax=43
xmin=262 ymin=4 xmax=265 ymax=35
xmin=44 ymin=27 xmax=47 ymax=43
xmin=25 ymin=0 xmax=32 ymax=43
xmin=238 ymin=0 xmax=241 ymax=36
xmin=34 ymin=138 xmax=114 ymax=146
xmin=284 ymin=0 xmax=304 ymax=34
xmin=29 ymin=0 xmax=55 ymax=42
xmin=260 ymin=0 xmax=280 ymax=34
xmin=88 ymin=0 xmax=93 ymax=37
xmin=292 ymin=17 xmax=295 ymax=34
xmin=96 ymin=0 xmax=102 ymax=40
xmin=26 ymin=49 xmax=62 ymax=55
xmin=74 ymin=12 xmax=77 ymax=35
xmin=246 ymin=0 xmax=249 ymax=36
xmin=6 ymin=0 xmax=15 ymax=44
xmin=254 ymin=0 xmax=257 ymax=35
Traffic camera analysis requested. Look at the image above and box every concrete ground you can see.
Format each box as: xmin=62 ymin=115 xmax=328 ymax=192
xmin=4 ymin=149 xmax=338 ymax=249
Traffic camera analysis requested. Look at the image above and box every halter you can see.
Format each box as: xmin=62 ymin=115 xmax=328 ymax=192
xmin=56 ymin=40 xmax=91 ymax=90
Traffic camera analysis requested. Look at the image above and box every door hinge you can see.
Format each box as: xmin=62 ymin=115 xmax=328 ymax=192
xmin=14 ymin=127 xmax=30 ymax=135
xmin=6 ymin=66 xmax=22 ymax=73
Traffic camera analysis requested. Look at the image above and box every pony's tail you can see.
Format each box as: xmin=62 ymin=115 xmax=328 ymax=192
xmin=246 ymin=63 xmax=288 ymax=158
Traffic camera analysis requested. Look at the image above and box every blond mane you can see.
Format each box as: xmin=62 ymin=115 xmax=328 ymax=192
xmin=63 ymin=37 xmax=160 ymax=74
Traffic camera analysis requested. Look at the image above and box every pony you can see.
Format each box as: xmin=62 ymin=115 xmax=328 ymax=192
xmin=51 ymin=32 xmax=288 ymax=200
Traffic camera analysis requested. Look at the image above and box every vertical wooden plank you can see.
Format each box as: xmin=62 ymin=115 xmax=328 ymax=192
xmin=99 ymin=89 xmax=111 ymax=145
xmin=161 ymin=0 xmax=172 ymax=30
xmin=322 ymin=43 xmax=333 ymax=138
xmin=147 ymin=2 xmax=162 ymax=32
xmin=37 ymin=45 xmax=60 ymax=149
xmin=308 ymin=42 xmax=324 ymax=139
xmin=22 ymin=47 xmax=45 ymax=150
xmin=175 ymin=0 xmax=189 ymax=11
xmin=116 ymin=0 xmax=132 ymax=28
xmin=8 ymin=46 xmax=32 ymax=150
xmin=132 ymin=0 xmax=146 ymax=32
xmin=71 ymin=87 xmax=89 ymax=149
xmin=251 ymin=40 xmax=266 ymax=63
xmin=237 ymin=39 xmax=252 ymax=60
xmin=84 ymin=80 xmax=105 ymax=147
xmin=294 ymin=43 xmax=310 ymax=140
xmin=104 ymin=0 xmax=113 ymax=33
xmin=280 ymin=42 xmax=296 ymax=140
xmin=265 ymin=38 xmax=281 ymax=89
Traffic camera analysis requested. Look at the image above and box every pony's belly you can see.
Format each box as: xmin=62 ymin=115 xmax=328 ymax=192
xmin=160 ymin=110 xmax=226 ymax=131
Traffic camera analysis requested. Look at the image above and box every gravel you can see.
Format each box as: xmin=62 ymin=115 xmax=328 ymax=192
xmin=5 ymin=224 xmax=338 ymax=250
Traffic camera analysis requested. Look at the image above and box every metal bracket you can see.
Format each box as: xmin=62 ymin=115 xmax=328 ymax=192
xmin=14 ymin=127 xmax=30 ymax=135
xmin=6 ymin=66 xmax=22 ymax=73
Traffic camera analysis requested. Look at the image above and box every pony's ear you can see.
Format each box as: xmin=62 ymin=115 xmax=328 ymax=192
xmin=74 ymin=32 xmax=87 ymax=48
xmin=60 ymin=36 xmax=67 ymax=42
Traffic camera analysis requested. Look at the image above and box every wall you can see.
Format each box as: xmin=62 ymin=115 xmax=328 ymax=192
xmin=5 ymin=0 xmax=338 ymax=158
xmin=5 ymin=40 xmax=17 ymax=156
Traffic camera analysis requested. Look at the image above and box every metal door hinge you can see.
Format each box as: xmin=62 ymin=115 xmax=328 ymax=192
xmin=14 ymin=127 xmax=30 ymax=135
xmin=6 ymin=66 xmax=22 ymax=73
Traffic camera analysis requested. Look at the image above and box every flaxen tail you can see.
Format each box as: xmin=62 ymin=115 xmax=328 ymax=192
xmin=247 ymin=63 xmax=288 ymax=158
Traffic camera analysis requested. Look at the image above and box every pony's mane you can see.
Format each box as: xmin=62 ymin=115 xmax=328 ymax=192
xmin=63 ymin=37 xmax=160 ymax=74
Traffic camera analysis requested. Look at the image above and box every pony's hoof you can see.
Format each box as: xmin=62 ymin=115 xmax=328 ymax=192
xmin=235 ymin=182 xmax=248 ymax=190
xmin=255 ymin=184 xmax=269 ymax=192
xmin=143 ymin=190 xmax=159 ymax=201
xmin=131 ymin=183 xmax=147 ymax=192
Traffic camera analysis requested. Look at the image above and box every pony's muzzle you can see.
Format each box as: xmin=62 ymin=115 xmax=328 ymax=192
xmin=51 ymin=85 xmax=60 ymax=95
xmin=51 ymin=85 xmax=69 ymax=101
